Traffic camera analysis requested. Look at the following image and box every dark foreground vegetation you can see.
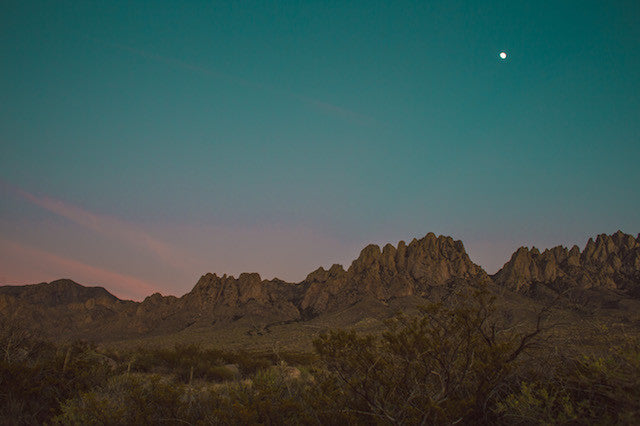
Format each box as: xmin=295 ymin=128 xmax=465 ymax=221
xmin=2 ymin=289 xmax=639 ymax=425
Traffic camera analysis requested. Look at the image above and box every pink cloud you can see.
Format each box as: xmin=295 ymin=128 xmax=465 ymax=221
xmin=0 ymin=239 xmax=159 ymax=300
xmin=2 ymin=181 xmax=195 ymax=274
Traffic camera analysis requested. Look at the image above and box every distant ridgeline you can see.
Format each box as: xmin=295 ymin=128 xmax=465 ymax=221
xmin=1 ymin=231 xmax=639 ymax=342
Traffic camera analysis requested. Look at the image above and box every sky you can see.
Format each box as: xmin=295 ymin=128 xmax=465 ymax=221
xmin=1 ymin=0 xmax=639 ymax=300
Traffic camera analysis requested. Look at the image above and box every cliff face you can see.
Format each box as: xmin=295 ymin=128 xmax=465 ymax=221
xmin=300 ymin=233 xmax=489 ymax=313
xmin=493 ymin=231 xmax=640 ymax=298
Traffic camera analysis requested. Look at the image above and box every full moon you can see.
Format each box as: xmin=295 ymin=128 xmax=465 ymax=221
xmin=499 ymin=51 xmax=507 ymax=59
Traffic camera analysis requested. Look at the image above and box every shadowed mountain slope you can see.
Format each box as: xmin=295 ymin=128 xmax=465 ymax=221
xmin=0 ymin=279 xmax=119 ymax=307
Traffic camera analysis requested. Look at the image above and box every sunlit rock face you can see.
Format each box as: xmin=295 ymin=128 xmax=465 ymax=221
xmin=300 ymin=233 xmax=489 ymax=314
xmin=493 ymin=231 xmax=640 ymax=297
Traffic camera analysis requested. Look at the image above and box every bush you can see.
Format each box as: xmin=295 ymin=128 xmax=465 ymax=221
xmin=211 ymin=364 xmax=320 ymax=424
xmin=313 ymin=287 xmax=551 ymax=424
xmin=126 ymin=345 xmax=305 ymax=382
xmin=56 ymin=374 xmax=205 ymax=424
xmin=497 ymin=338 xmax=640 ymax=424
xmin=5 ymin=291 xmax=640 ymax=424
xmin=0 ymin=339 xmax=113 ymax=424
xmin=57 ymin=365 xmax=320 ymax=425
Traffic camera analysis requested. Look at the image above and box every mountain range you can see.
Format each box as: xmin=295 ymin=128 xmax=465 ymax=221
xmin=1 ymin=231 xmax=639 ymax=344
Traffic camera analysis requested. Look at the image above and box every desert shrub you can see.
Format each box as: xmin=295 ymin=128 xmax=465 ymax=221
xmin=57 ymin=364 xmax=321 ymax=425
xmin=222 ymin=349 xmax=273 ymax=376
xmin=6 ymin=293 xmax=640 ymax=424
xmin=495 ymin=382 xmax=581 ymax=424
xmin=276 ymin=351 xmax=318 ymax=366
xmin=313 ymin=287 xmax=551 ymax=425
xmin=127 ymin=344 xmax=314 ymax=382
xmin=497 ymin=338 xmax=640 ymax=424
xmin=128 ymin=344 xmax=237 ymax=382
xmin=206 ymin=364 xmax=320 ymax=424
xmin=227 ymin=349 xmax=317 ymax=375
xmin=55 ymin=373 xmax=212 ymax=424
xmin=0 ymin=338 xmax=113 ymax=424
xmin=121 ymin=343 xmax=317 ymax=384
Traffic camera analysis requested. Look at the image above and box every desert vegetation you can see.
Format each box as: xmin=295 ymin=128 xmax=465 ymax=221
xmin=2 ymin=288 xmax=639 ymax=425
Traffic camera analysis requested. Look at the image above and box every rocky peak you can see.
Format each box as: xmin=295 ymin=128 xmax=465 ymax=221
xmin=188 ymin=272 xmax=265 ymax=305
xmin=179 ymin=271 xmax=300 ymax=323
xmin=349 ymin=244 xmax=383 ymax=274
xmin=192 ymin=273 xmax=218 ymax=292
xmin=141 ymin=292 xmax=177 ymax=306
xmin=300 ymin=233 xmax=488 ymax=314
xmin=346 ymin=233 xmax=482 ymax=279
xmin=238 ymin=272 xmax=261 ymax=283
xmin=494 ymin=231 xmax=640 ymax=296
xmin=142 ymin=292 xmax=164 ymax=304
xmin=580 ymin=231 xmax=639 ymax=265
xmin=304 ymin=264 xmax=346 ymax=284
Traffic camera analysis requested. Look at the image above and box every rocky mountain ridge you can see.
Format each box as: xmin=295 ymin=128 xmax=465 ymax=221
xmin=1 ymin=231 xmax=639 ymax=341
xmin=493 ymin=231 xmax=640 ymax=301
xmin=300 ymin=233 xmax=489 ymax=313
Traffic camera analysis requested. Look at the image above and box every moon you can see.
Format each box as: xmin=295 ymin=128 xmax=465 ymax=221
xmin=499 ymin=51 xmax=507 ymax=59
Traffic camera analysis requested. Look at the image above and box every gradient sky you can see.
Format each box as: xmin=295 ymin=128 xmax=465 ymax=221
xmin=1 ymin=1 xmax=639 ymax=300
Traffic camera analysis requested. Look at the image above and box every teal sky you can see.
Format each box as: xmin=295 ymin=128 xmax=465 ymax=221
xmin=1 ymin=1 xmax=639 ymax=299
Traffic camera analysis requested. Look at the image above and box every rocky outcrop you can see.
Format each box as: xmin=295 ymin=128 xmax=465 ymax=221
xmin=300 ymin=233 xmax=489 ymax=313
xmin=493 ymin=231 xmax=640 ymax=300
xmin=128 ymin=272 xmax=304 ymax=333
xmin=180 ymin=272 xmax=301 ymax=322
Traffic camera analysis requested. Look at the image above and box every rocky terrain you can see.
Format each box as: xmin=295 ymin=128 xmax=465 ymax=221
xmin=493 ymin=231 xmax=640 ymax=306
xmin=300 ymin=233 xmax=489 ymax=314
xmin=1 ymin=231 xmax=639 ymax=343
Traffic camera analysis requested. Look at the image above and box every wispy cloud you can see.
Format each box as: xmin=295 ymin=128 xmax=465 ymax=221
xmin=1 ymin=180 xmax=195 ymax=274
xmin=0 ymin=238 xmax=158 ymax=300
xmin=89 ymin=37 xmax=375 ymax=125
xmin=291 ymin=95 xmax=376 ymax=126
